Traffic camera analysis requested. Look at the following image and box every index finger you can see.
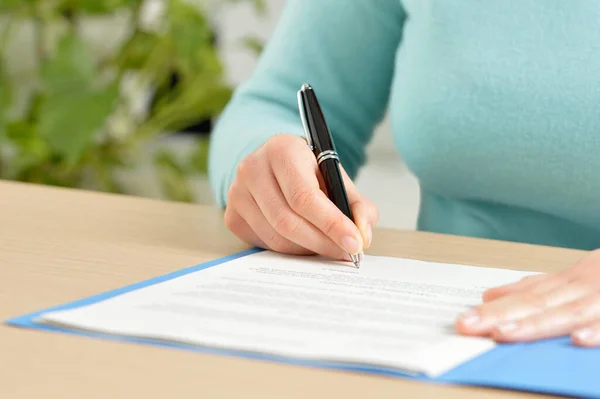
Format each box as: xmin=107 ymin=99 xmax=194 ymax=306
xmin=268 ymin=142 xmax=363 ymax=256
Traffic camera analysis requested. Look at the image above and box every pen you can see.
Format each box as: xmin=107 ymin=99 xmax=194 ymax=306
xmin=297 ymin=83 xmax=362 ymax=268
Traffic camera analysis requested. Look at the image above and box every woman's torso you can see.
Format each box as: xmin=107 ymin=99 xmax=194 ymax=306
xmin=391 ymin=0 xmax=600 ymax=249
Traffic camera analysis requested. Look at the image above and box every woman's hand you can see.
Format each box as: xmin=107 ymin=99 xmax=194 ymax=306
xmin=224 ymin=134 xmax=378 ymax=261
xmin=456 ymin=249 xmax=600 ymax=347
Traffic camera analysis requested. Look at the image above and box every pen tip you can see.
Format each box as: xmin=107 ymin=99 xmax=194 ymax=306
xmin=350 ymin=253 xmax=361 ymax=269
xmin=301 ymin=83 xmax=312 ymax=91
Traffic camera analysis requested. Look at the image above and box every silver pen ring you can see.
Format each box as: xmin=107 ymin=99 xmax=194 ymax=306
xmin=317 ymin=150 xmax=338 ymax=163
xmin=317 ymin=152 xmax=339 ymax=165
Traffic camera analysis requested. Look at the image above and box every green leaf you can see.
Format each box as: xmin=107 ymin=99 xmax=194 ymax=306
xmin=41 ymin=32 xmax=95 ymax=94
xmin=0 ymin=70 xmax=9 ymax=135
xmin=115 ymin=31 xmax=160 ymax=71
xmin=0 ymin=0 xmax=235 ymax=194
xmin=238 ymin=36 xmax=264 ymax=56
xmin=188 ymin=136 xmax=209 ymax=174
xmin=142 ymin=80 xmax=232 ymax=136
xmin=60 ymin=0 xmax=144 ymax=14
xmin=0 ymin=0 xmax=26 ymax=12
xmin=221 ymin=0 xmax=266 ymax=15
xmin=5 ymin=120 xmax=48 ymax=158
xmin=251 ymin=0 xmax=267 ymax=14
xmin=154 ymin=150 xmax=194 ymax=202
xmin=39 ymin=83 xmax=119 ymax=163
xmin=0 ymin=66 xmax=11 ymax=160
xmin=168 ymin=0 xmax=213 ymax=73
xmin=3 ymin=120 xmax=51 ymax=179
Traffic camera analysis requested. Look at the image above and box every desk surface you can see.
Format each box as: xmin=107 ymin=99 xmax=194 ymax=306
xmin=0 ymin=180 xmax=584 ymax=399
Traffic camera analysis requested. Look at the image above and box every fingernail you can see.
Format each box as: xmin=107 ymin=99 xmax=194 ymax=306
xmin=458 ymin=310 xmax=480 ymax=327
xmin=365 ymin=224 xmax=373 ymax=248
xmin=497 ymin=321 xmax=519 ymax=335
xmin=341 ymin=236 xmax=361 ymax=254
xmin=574 ymin=328 xmax=594 ymax=343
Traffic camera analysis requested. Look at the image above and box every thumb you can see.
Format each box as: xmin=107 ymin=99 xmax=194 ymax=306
xmin=340 ymin=166 xmax=379 ymax=249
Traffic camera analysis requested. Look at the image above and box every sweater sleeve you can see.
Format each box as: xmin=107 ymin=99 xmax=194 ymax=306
xmin=208 ymin=0 xmax=406 ymax=208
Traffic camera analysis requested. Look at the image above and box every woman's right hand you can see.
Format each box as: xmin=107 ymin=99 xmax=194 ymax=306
xmin=224 ymin=134 xmax=379 ymax=261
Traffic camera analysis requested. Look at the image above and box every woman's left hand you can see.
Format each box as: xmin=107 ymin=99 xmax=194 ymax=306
xmin=456 ymin=249 xmax=600 ymax=347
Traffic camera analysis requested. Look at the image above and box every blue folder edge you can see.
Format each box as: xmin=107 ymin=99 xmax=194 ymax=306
xmin=5 ymin=248 xmax=600 ymax=398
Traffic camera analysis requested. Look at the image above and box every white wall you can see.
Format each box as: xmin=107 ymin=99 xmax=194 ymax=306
xmin=217 ymin=0 xmax=420 ymax=230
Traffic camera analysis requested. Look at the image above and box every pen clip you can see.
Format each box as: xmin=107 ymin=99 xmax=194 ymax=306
xmin=297 ymin=85 xmax=314 ymax=150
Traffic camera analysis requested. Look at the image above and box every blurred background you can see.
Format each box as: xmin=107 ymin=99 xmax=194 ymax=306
xmin=0 ymin=0 xmax=419 ymax=230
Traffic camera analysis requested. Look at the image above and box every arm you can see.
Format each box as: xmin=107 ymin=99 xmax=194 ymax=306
xmin=208 ymin=0 xmax=406 ymax=208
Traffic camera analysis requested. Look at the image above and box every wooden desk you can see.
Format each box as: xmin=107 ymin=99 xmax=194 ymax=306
xmin=0 ymin=180 xmax=583 ymax=398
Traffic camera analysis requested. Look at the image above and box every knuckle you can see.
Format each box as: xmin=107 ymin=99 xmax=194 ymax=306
xmin=323 ymin=214 xmax=344 ymax=237
xmin=370 ymin=201 xmax=380 ymax=223
xmin=567 ymin=286 xmax=600 ymax=318
xmin=570 ymin=279 xmax=592 ymax=292
xmin=588 ymin=292 xmax=600 ymax=311
xmin=226 ymin=181 xmax=240 ymax=204
xmin=523 ymin=292 xmax=550 ymax=310
xmin=224 ymin=207 xmax=241 ymax=232
xmin=266 ymin=233 xmax=288 ymax=252
xmin=266 ymin=134 xmax=292 ymax=156
xmin=476 ymin=306 xmax=495 ymax=321
xmin=569 ymin=298 xmax=593 ymax=320
xmin=550 ymin=273 xmax=570 ymax=285
xmin=273 ymin=210 xmax=302 ymax=236
xmin=591 ymin=290 xmax=600 ymax=302
xmin=236 ymin=154 xmax=258 ymax=180
xmin=353 ymin=196 xmax=378 ymax=225
xmin=289 ymin=188 xmax=317 ymax=214
xmin=520 ymin=274 xmax=545 ymax=286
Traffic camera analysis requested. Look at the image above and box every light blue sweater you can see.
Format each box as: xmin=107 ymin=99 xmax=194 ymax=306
xmin=209 ymin=0 xmax=600 ymax=251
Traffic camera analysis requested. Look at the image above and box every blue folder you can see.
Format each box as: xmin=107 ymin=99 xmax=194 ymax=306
xmin=6 ymin=248 xmax=600 ymax=398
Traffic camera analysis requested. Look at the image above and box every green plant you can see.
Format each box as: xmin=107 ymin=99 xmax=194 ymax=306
xmin=0 ymin=0 xmax=263 ymax=202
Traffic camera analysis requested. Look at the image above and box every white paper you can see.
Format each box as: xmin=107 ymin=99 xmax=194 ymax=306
xmin=37 ymin=251 xmax=537 ymax=377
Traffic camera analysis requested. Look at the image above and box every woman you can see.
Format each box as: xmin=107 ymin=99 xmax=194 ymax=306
xmin=208 ymin=0 xmax=600 ymax=347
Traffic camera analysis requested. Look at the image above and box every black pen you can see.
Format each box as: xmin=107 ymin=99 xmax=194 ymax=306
xmin=297 ymin=83 xmax=362 ymax=268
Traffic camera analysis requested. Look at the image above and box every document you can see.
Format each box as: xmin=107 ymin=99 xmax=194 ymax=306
xmin=36 ymin=251 xmax=537 ymax=377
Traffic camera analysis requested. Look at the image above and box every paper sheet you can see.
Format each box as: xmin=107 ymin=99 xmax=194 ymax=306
xmin=37 ymin=251 xmax=537 ymax=377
